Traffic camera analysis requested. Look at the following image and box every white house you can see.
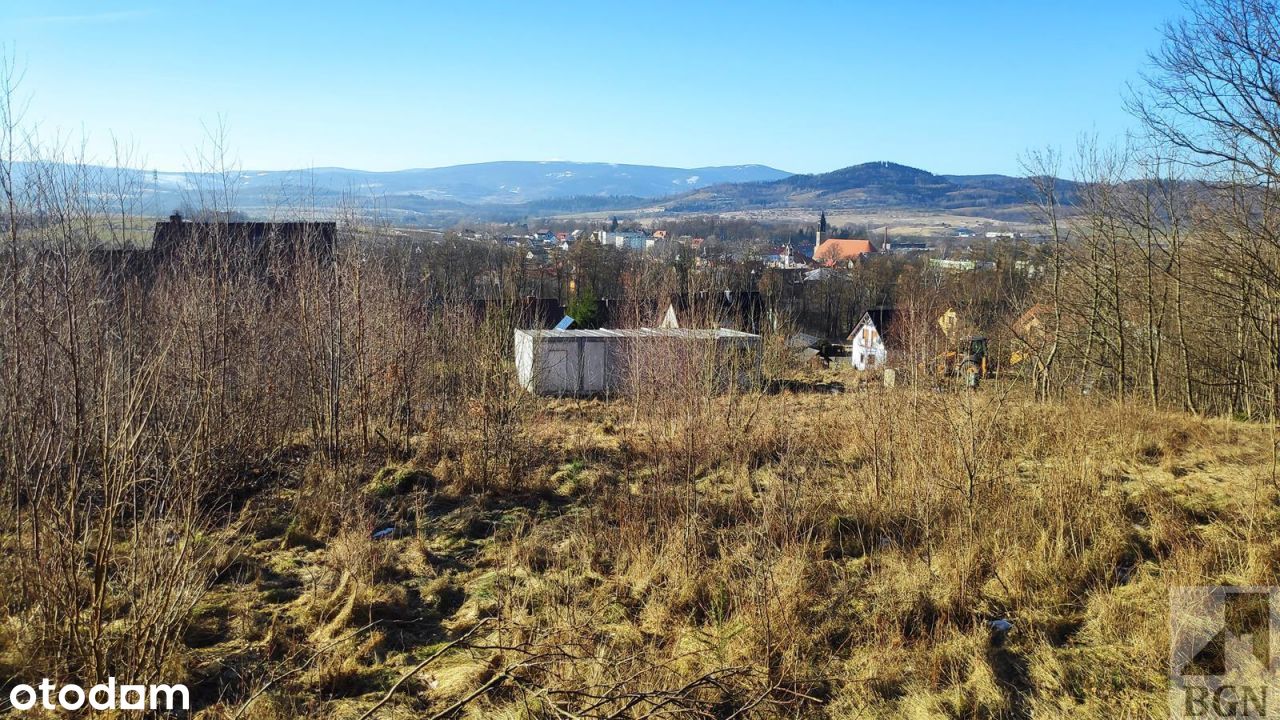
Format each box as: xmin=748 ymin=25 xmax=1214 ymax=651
xmin=847 ymin=309 xmax=894 ymax=370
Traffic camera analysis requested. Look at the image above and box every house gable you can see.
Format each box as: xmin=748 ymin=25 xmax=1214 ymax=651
xmin=847 ymin=309 xmax=892 ymax=370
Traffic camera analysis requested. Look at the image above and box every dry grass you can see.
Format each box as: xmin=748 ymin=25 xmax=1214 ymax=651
xmin=152 ymin=383 xmax=1280 ymax=719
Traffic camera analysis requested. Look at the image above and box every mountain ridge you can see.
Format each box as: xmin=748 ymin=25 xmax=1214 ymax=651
xmin=661 ymin=161 xmax=1063 ymax=216
xmin=16 ymin=160 xmax=791 ymax=208
xmin=11 ymin=159 xmax=1061 ymax=223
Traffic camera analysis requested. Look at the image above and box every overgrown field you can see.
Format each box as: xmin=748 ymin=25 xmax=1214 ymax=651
xmin=6 ymin=385 xmax=1268 ymax=718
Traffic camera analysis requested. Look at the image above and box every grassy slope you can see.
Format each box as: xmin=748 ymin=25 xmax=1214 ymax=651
xmin=180 ymin=387 xmax=1280 ymax=719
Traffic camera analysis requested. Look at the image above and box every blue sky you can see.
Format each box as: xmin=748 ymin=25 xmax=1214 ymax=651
xmin=2 ymin=1 xmax=1183 ymax=175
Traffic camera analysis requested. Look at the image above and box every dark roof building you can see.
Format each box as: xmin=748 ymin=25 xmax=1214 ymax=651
xmin=151 ymin=213 xmax=336 ymax=266
xmin=660 ymin=290 xmax=767 ymax=334
xmin=518 ymin=296 xmax=567 ymax=329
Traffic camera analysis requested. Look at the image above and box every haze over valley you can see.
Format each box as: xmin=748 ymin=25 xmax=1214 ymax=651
xmin=72 ymin=159 xmax=1056 ymax=225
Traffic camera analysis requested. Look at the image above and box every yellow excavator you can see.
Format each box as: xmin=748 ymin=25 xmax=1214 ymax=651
xmin=934 ymin=336 xmax=990 ymax=388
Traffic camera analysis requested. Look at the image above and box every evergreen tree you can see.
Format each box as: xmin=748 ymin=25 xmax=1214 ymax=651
xmin=565 ymin=286 xmax=600 ymax=329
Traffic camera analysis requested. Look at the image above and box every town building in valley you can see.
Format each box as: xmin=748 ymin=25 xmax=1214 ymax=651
xmin=812 ymin=214 xmax=876 ymax=267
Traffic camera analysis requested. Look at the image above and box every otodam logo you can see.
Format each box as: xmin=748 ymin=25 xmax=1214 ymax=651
xmin=1171 ymin=587 xmax=1280 ymax=718
xmin=7 ymin=679 xmax=188 ymax=713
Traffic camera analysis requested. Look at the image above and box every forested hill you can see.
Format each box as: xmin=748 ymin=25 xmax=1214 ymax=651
xmin=662 ymin=161 xmax=1076 ymax=217
xmin=11 ymin=159 xmax=1079 ymax=223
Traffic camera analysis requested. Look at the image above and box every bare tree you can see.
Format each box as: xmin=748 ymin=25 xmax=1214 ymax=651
xmin=1130 ymin=0 xmax=1280 ymax=184
xmin=1020 ymin=147 xmax=1068 ymax=401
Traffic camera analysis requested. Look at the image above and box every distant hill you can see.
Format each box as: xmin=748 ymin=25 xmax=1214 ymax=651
xmin=245 ymin=161 xmax=792 ymax=204
xmin=662 ymin=161 xmax=1072 ymax=218
xmin=9 ymin=160 xmax=790 ymax=215
xmin=11 ymin=159 xmax=1076 ymax=223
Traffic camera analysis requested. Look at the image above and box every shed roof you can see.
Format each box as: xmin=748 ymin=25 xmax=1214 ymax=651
xmin=787 ymin=332 xmax=823 ymax=349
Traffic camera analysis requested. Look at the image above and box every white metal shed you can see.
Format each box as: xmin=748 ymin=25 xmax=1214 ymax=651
xmin=514 ymin=327 xmax=762 ymax=396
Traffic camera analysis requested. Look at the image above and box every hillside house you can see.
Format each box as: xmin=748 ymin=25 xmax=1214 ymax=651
xmin=1015 ymin=304 xmax=1052 ymax=342
xmin=937 ymin=307 xmax=961 ymax=341
xmin=848 ymin=308 xmax=895 ymax=370
xmin=1010 ymin=303 xmax=1055 ymax=366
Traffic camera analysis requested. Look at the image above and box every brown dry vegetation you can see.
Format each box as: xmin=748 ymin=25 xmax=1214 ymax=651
xmin=43 ymin=383 xmax=1266 ymax=719
xmin=4 ymin=3 xmax=1280 ymax=715
xmin=0 ymin=150 xmax=1276 ymax=715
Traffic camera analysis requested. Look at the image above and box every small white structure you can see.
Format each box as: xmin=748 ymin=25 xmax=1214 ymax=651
xmin=514 ymin=328 xmax=762 ymax=396
xmin=848 ymin=310 xmax=891 ymax=371
xmin=929 ymin=258 xmax=996 ymax=272
xmin=659 ymin=304 xmax=681 ymax=329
